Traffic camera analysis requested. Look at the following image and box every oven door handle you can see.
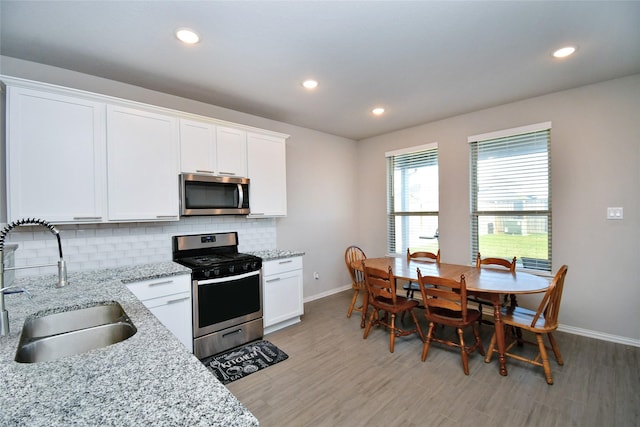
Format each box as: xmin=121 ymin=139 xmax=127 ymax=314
xmin=197 ymin=270 xmax=260 ymax=285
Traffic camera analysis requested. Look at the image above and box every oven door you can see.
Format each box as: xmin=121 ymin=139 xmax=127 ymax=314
xmin=193 ymin=270 xmax=262 ymax=338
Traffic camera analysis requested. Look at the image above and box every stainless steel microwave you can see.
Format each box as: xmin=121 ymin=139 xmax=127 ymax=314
xmin=180 ymin=173 xmax=250 ymax=216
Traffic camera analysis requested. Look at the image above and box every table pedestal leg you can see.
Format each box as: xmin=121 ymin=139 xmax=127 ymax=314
xmin=493 ymin=301 xmax=508 ymax=376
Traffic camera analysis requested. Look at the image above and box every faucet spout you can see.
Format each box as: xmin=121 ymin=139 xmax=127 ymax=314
xmin=0 ymin=218 xmax=68 ymax=336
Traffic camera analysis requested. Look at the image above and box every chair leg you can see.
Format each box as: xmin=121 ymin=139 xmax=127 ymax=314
xmin=363 ymin=309 xmax=377 ymax=339
xmin=347 ymin=288 xmax=359 ymax=318
xmin=547 ymin=332 xmax=564 ymax=365
xmin=472 ymin=323 xmax=485 ymax=356
xmin=457 ymin=328 xmax=470 ymax=375
xmin=409 ymin=309 xmax=425 ymax=342
xmin=422 ymin=322 xmax=435 ymax=361
xmin=485 ymin=331 xmax=497 ymax=362
xmin=389 ymin=313 xmax=397 ymax=353
xmin=536 ymin=333 xmax=554 ymax=385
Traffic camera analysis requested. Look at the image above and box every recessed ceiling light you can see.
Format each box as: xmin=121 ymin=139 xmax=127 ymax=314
xmin=372 ymin=107 xmax=385 ymax=116
xmin=302 ymin=80 xmax=318 ymax=89
xmin=176 ymin=28 xmax=200 ymax=44
xmin=553 ymin=46 xmax=576 ymax=58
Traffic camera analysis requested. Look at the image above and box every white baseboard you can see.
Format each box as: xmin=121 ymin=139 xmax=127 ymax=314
xmin=557 ymin=324 xmax=640 ymax=348
xmin=303 ymin=284 xmax=351 ymax=303
xmin=303 ymin=285 xmax=640 ymax=348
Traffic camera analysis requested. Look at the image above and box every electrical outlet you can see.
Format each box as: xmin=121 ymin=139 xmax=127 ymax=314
xmin=607 ymin=207 xmax=624 ymax=220
xmin=313 ymin=272 xmax=319 ymax=280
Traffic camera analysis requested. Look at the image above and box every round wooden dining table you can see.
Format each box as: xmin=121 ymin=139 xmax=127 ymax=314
xmin=359 ymin=256 xmax=550 ymax=376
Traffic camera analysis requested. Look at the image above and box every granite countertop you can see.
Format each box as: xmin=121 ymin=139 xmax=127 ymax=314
xmin=249 ymin=249 xmax=305 ymax=261
xmin=0 ymin=262 xmax=258 ymax=427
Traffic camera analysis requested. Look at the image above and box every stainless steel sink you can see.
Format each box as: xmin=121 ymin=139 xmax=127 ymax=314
xmin=14 ymin=301 xmax=137 ymax=363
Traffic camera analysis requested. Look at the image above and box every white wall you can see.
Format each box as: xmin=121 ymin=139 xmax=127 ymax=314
xmin=356 ymin=74 xmax=640 ymax=343
xmin=0 ymin=56 xmax=359 ymax=299
xmin=3 ymin=55 xmax=639 ymax=344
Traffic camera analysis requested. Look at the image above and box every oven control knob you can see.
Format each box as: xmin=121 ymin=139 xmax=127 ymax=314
xmin=213 ymin=267 xmax=220 ymax=276
xmin=242 ymin=263 xmax=249 ymax=271
xmin=228 ymin=265 xmax=235 ymax=273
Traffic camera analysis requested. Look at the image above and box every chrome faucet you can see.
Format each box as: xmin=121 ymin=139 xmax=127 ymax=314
xmin=0 ymin=218 xmax=68 ymax=336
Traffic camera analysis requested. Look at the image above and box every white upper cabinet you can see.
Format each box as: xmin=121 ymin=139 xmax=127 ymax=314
xmin=106 ymin=104 xmax=180 ymax=221
xmin=247 ymin=132 xmax=287 ymax=217
xmin=179 ymin=120 xmax=247 ymax=177
xmin=216 ymin=126 xmax=247 ymax=177
xmin=3 ymin=77 xmax=288 ymax=223
xmin=6 ymin=86 xmax=106 ymax=223
xmin=179 ymin=119 xmax=216 ymax=174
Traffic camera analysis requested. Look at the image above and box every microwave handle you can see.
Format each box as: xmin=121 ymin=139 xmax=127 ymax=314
xmin=238 ymin=183 xmax=244 ymax=209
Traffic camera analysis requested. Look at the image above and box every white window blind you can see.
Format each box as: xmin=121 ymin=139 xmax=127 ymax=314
xmin=386 ymin=144 xmax=439 ymax=255
xmin=469 ymin=124 xmax=551 ymax=271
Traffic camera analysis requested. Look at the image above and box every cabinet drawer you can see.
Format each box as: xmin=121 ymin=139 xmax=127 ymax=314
xmin=126 ymin=274 xmax=191 ymax=301
xmin=263 ymin=257 xmax=303 ymax=276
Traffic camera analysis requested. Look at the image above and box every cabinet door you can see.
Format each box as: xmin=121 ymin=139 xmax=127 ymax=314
xmin=6 ymin=86 xmax=106 ymax=223
xmin=179 ymin=118 xmax=216 ymax=174
xmin=247 ymin=133 xmax=287 ymax=216
xmin=216 ymin=126 xmax=247 ymax=177
xmin=106 ymin=104 xmax=179 ymax=221
xmin=263 ymin=268 xmax=303 ymax=328
xmin=145 ymin=292 xmax=193 ymax=352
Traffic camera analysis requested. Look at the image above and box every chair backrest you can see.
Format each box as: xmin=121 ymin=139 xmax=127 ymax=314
xmin=362 ymin=262 xmax=397 ymax=305
xmin=417 ymin=268 xmax=469 ymax=322
xmin=476 ymin=253 xmax=516 ymax=272
xmin=345 ymin=245 xmax=366 ymax=287
xmin=407 ymin=248 xmax=440 ymax=263
xmin=531 ymin=265 xmax=568 ymax=328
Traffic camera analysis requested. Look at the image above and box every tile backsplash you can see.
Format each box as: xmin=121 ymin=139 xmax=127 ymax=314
xmin=2 ymin=216 xmax=277 ymax=278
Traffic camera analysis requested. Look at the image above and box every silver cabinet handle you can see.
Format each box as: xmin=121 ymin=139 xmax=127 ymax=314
xmin=195 ymin=169 xmax=215 ymax=174
xmin=148 ymin=280 xmax=173 ymax=287
xmin=73 ymin=216 xmax=103 ymax=220
xmin=279 ymin=260 xmax=293 ymax=264
xmin=219 ymin=171 xmax=236 ymax=176
xmin=266 ymin=277 xmax=282 ymax=283
xmin=166 ymin=296 xmax=190 ymax=305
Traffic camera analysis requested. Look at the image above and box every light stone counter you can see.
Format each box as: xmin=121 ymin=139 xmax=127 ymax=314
xmin=249 ymin=249 xmax=305 ymax=261
xmin=0 ymin=262 xmax=258 ymax=426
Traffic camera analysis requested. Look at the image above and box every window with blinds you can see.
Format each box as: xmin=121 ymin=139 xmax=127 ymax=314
xmin=469 ymin=123 xmax=551 ymax=271
xmin=386 ymin=143 xmax=439 ymax=255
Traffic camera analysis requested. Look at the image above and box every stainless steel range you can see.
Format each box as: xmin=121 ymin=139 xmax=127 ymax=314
xmin=172 ymin=232 xmax=263 ymax=359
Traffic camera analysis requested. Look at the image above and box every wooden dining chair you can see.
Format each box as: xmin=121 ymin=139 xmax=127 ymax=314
xmin=403 ymin=249 xmax=440 ymax=299
xmin=417 ymin=268 xmax=485 ymax=375
xmin=485 ymin=265 xmax=568 ymax=384
xmin=362 ymin=262 xmax=424 ymax=353
xmin=344 ymin=245 xmax=367 ymax=327
xmin=468 ymin=253 xmax=517 ymax=325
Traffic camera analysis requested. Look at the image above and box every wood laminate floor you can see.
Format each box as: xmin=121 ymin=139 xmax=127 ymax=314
xmin=227 ymin=291 xmax=639 ymax=427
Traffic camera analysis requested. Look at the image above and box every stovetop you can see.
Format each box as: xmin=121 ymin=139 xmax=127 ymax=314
xmin=172 ymin=232 xmax=262 ymax=280
xmin=177 ymin=253 xmax=260 ymax=269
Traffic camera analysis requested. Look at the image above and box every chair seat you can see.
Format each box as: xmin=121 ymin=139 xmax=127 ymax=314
xmin=427 ymin=307 xmax=481 ymax=327
xmin=372 ymin=295 xmax=419 ymax=313
xmin=353 ymin=279 xmax=366 ymax=290
xmin=501 ymin=307 xmax=555 ymax=332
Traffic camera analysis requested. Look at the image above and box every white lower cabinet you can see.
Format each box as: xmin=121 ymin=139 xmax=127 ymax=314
xmin=126 ymin=274 xmax=192 ymax=352
xmin=262 ymin=257 xmax=304 ymax=334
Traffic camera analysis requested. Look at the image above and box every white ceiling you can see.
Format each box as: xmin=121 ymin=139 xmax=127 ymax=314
xmin=2 ymin=1 xmax=640 ymax=140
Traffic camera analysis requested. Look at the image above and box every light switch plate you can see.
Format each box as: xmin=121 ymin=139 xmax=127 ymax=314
xmin=607 ymin=207 xmax=624 ymax=220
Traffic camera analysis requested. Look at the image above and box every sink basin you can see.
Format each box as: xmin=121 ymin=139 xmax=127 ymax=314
xmin=20 ymin=302 xmax=130 ymax=338
xmin=15 ymin=301 xmax=137 ymax=363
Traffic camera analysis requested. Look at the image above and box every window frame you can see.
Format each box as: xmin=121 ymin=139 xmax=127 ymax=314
xmin=386 ymin=143 xmax=439 ymax=255
xmin=468 ymin=122 xmax=552 ymax=272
